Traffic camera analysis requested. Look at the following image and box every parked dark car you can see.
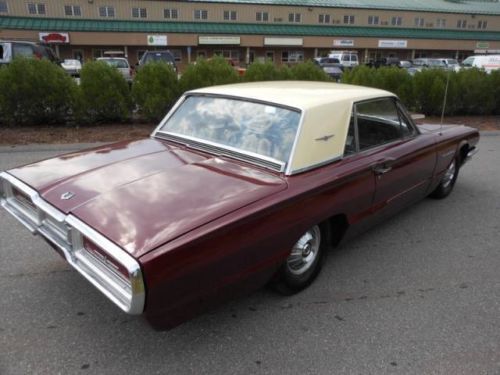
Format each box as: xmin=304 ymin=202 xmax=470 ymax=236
xmin=138 ymin=50 xmax=177 ymax=72
xmin=0 ymin=40 xmax=59 ymax=65
xmin=0 ymin=82 xmax=479 ymax=330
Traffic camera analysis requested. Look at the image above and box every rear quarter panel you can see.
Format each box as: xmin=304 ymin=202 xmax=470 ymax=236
xmin=140 ymin=156 xmax=376 ymax=329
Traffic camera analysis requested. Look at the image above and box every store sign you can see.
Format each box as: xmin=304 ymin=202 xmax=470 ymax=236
xmin=333 ymin=40 xmax=354 ymax=47
xmin=476 ymin=42 xmax=490 ymax=49
xmin=198 ymin=36 xmax=241 ymax=45
xmin=147 ymin=35 xmax=168 ymax=46
xmin=39 ymin=32 xmax=70 ymax=44
xmin=264 ymin=37 xmax=303 ymax=46
xmin=474 ymin=49 xmax=500 ymax=54
xmin=378 ymin=40 xmax=408 ymax=48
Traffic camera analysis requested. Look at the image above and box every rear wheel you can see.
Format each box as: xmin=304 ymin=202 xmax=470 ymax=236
xmin=273 ymin=225 xmax=326 ymax=295
xmin=429 ymin=156 xmax=459 ymax=199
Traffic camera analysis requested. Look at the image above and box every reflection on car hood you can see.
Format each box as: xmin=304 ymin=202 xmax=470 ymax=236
xmin=9 ymin=139 xmax=287 ymax=258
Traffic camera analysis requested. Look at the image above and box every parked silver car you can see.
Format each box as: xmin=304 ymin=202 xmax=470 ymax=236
xmin=60 ymin=59 xmax=82 ymax=76
xmin=96 ymin=57 xmax=133 ymax=83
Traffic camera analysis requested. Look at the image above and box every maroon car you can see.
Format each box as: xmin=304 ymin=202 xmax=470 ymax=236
xmin=0 ymin=82 xmax=479 ymax=329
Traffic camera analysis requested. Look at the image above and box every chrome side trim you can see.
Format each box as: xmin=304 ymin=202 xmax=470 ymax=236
xmin=0 ymin=172 xmax=145 ymax=315
xmin=287 ymin=155 xmax=343 ymax=176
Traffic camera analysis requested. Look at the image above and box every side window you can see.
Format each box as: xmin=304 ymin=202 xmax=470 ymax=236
xmin=13 ymin=44 xmax=34 ymax=58
xmin=344 ymin=113 xmax=357 ymax=155
xmin=356 ymin=98 xmax=401 ymax=150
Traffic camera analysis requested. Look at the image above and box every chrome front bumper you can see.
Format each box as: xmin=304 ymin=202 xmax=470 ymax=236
xmin=0 ymin=172 xmax=145 ymax=315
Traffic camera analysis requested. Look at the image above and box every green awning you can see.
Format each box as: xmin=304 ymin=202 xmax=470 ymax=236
xmin=1 ymin=16 xmax=499 ymax=41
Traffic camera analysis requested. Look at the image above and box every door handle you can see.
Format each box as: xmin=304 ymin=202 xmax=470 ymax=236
xmin=373 ymin=165 xmax=392 ymax=175
xmin=372 ymin=157 xmax=396 ymax=175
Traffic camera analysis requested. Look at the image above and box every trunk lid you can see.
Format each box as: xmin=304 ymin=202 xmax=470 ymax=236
xmin=9 ymin=139 xmax=286 ymax=257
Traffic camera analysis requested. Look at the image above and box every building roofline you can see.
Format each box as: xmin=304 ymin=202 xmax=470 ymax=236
xmin=186 ymin=0 xmax=500 ymax=16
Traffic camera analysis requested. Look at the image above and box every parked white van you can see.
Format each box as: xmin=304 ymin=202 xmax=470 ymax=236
xmin=461 ymin=55 xmax=500 ymax=73
xmin=328 ymin=51 xmax=359 ymax=68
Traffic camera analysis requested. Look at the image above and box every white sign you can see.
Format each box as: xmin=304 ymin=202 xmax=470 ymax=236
xmin=474 ymin=49 xmax=500 ymax=54
xmin=378 ymin=40 xmax=408 ymax=48
xmin=39 ymin=32 xmax=70 ymax=44
xmin=333 ymin=40 xmax=354 ymax=47
xmin=264 ymin=37 xmax=303 ymax=46
xmin=198 ymin=36 xmax=241 ymax=45
xmin=147 ymin=35 xmax=168 ymax=46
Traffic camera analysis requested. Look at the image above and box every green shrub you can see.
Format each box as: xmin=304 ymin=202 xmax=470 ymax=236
xmin=244 ymin=61 xmax=290 ymax=82
xmin=0 ymin=57 xmax=78 ymax=126
xmin=413 ymin=69 xmax=446 ymax=116
xmin=455 ymin=68 xmax=495 ymax=115
xmin=341 ymin=65 xmax=377 ymax=87
xmin=373 ymin=67 xmax=415 ymax=109
xmin=79 ymin=61 xmax=132 ymax=123
xmin=490 ymin=70 xmax=500 ymax=115
xmin=289 ymin=60 xmax=331 ymax=81
xmin=179 ymin=56 xmax=239 ymax=92
xmin=132 ymin=62 xmax=179 ymax=122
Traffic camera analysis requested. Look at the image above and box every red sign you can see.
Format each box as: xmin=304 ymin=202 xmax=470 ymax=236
xmin=39 ymin=32 xmax=70 ymax=44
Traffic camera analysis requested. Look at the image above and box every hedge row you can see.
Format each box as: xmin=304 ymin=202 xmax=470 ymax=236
xmin=341 ymin=65 xmax=500 ymax=116
xmin=0 ymin=57 xmax=498 ymax=126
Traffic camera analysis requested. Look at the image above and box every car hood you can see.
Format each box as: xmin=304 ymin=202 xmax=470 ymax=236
xmin=9 ymin=139 xmax=286 ymax=258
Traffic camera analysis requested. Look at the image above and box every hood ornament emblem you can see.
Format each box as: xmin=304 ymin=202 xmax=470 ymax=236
xmin=60 ymin=191 xmax=75 ymax=200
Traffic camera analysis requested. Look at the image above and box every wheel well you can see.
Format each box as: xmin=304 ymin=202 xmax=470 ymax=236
xmin=324 ymin=214 xmax=349 ymax=247
xmin=459 ymin=144 xmax=470 ymax=166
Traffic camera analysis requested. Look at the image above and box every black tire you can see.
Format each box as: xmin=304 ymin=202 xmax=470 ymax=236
xmin=429 ymin=156 xmax=460 ymax=199
xmin=272 ymin=224 xmax=327 ymax=295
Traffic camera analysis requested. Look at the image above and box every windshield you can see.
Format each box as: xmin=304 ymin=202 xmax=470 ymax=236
xmin=100 ymin=58 xmax=128 ymax=68
xmin=143 ymin=52 xmax=174 ymax=64
xmin=158 ymin=96 xmax=301 ymax=163
xmin=462 ymin=57 xmax=474 ymax=66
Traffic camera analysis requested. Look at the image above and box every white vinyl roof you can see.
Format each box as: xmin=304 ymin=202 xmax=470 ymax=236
xmin=190 ymin=82 xmax=395 ymax=174
xmin=190 ymin=81 xmax=392 ymax=112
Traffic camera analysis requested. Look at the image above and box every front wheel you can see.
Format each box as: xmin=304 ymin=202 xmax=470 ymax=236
xmin=429 ymin=156 xmax=459 ymax=199
xmin=273 ymin=225 xmax=326 ymax=295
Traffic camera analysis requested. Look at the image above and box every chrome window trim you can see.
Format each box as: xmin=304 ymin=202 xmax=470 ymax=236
xmin=287 ymin=155 xmax=343 ymax=176
xmin=284 ymin=108 xmax=306 ymax=176
xmin=155 ymin=131 xmax=286 ymax=173
xmin=0 ymin=172 xmax=145 ymax=315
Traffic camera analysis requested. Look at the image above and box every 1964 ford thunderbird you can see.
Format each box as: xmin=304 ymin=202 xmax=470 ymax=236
xmin=0 ymin=82 xmax=479 ymax=329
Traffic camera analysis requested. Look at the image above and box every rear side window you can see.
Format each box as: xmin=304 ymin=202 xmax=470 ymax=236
xmin=343 ymin=97 xmax=418 ymax=155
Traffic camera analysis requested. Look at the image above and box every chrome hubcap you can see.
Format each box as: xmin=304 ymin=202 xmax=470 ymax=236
xmin=442 ymin=160 xmax=456 ymax=188
xmin=286 ymin=226 xmax=321 ymax=276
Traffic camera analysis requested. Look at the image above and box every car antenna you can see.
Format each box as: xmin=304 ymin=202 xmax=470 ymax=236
xmin=439 ymin=69 xmax=451 ymax=135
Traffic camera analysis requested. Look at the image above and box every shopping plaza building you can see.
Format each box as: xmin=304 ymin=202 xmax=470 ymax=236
xmin=0 ymin=0 xmax=499 ymax=70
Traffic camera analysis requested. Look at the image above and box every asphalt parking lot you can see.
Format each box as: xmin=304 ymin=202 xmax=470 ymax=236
xmin=0 ymin=134 xmax=499 ymax=375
